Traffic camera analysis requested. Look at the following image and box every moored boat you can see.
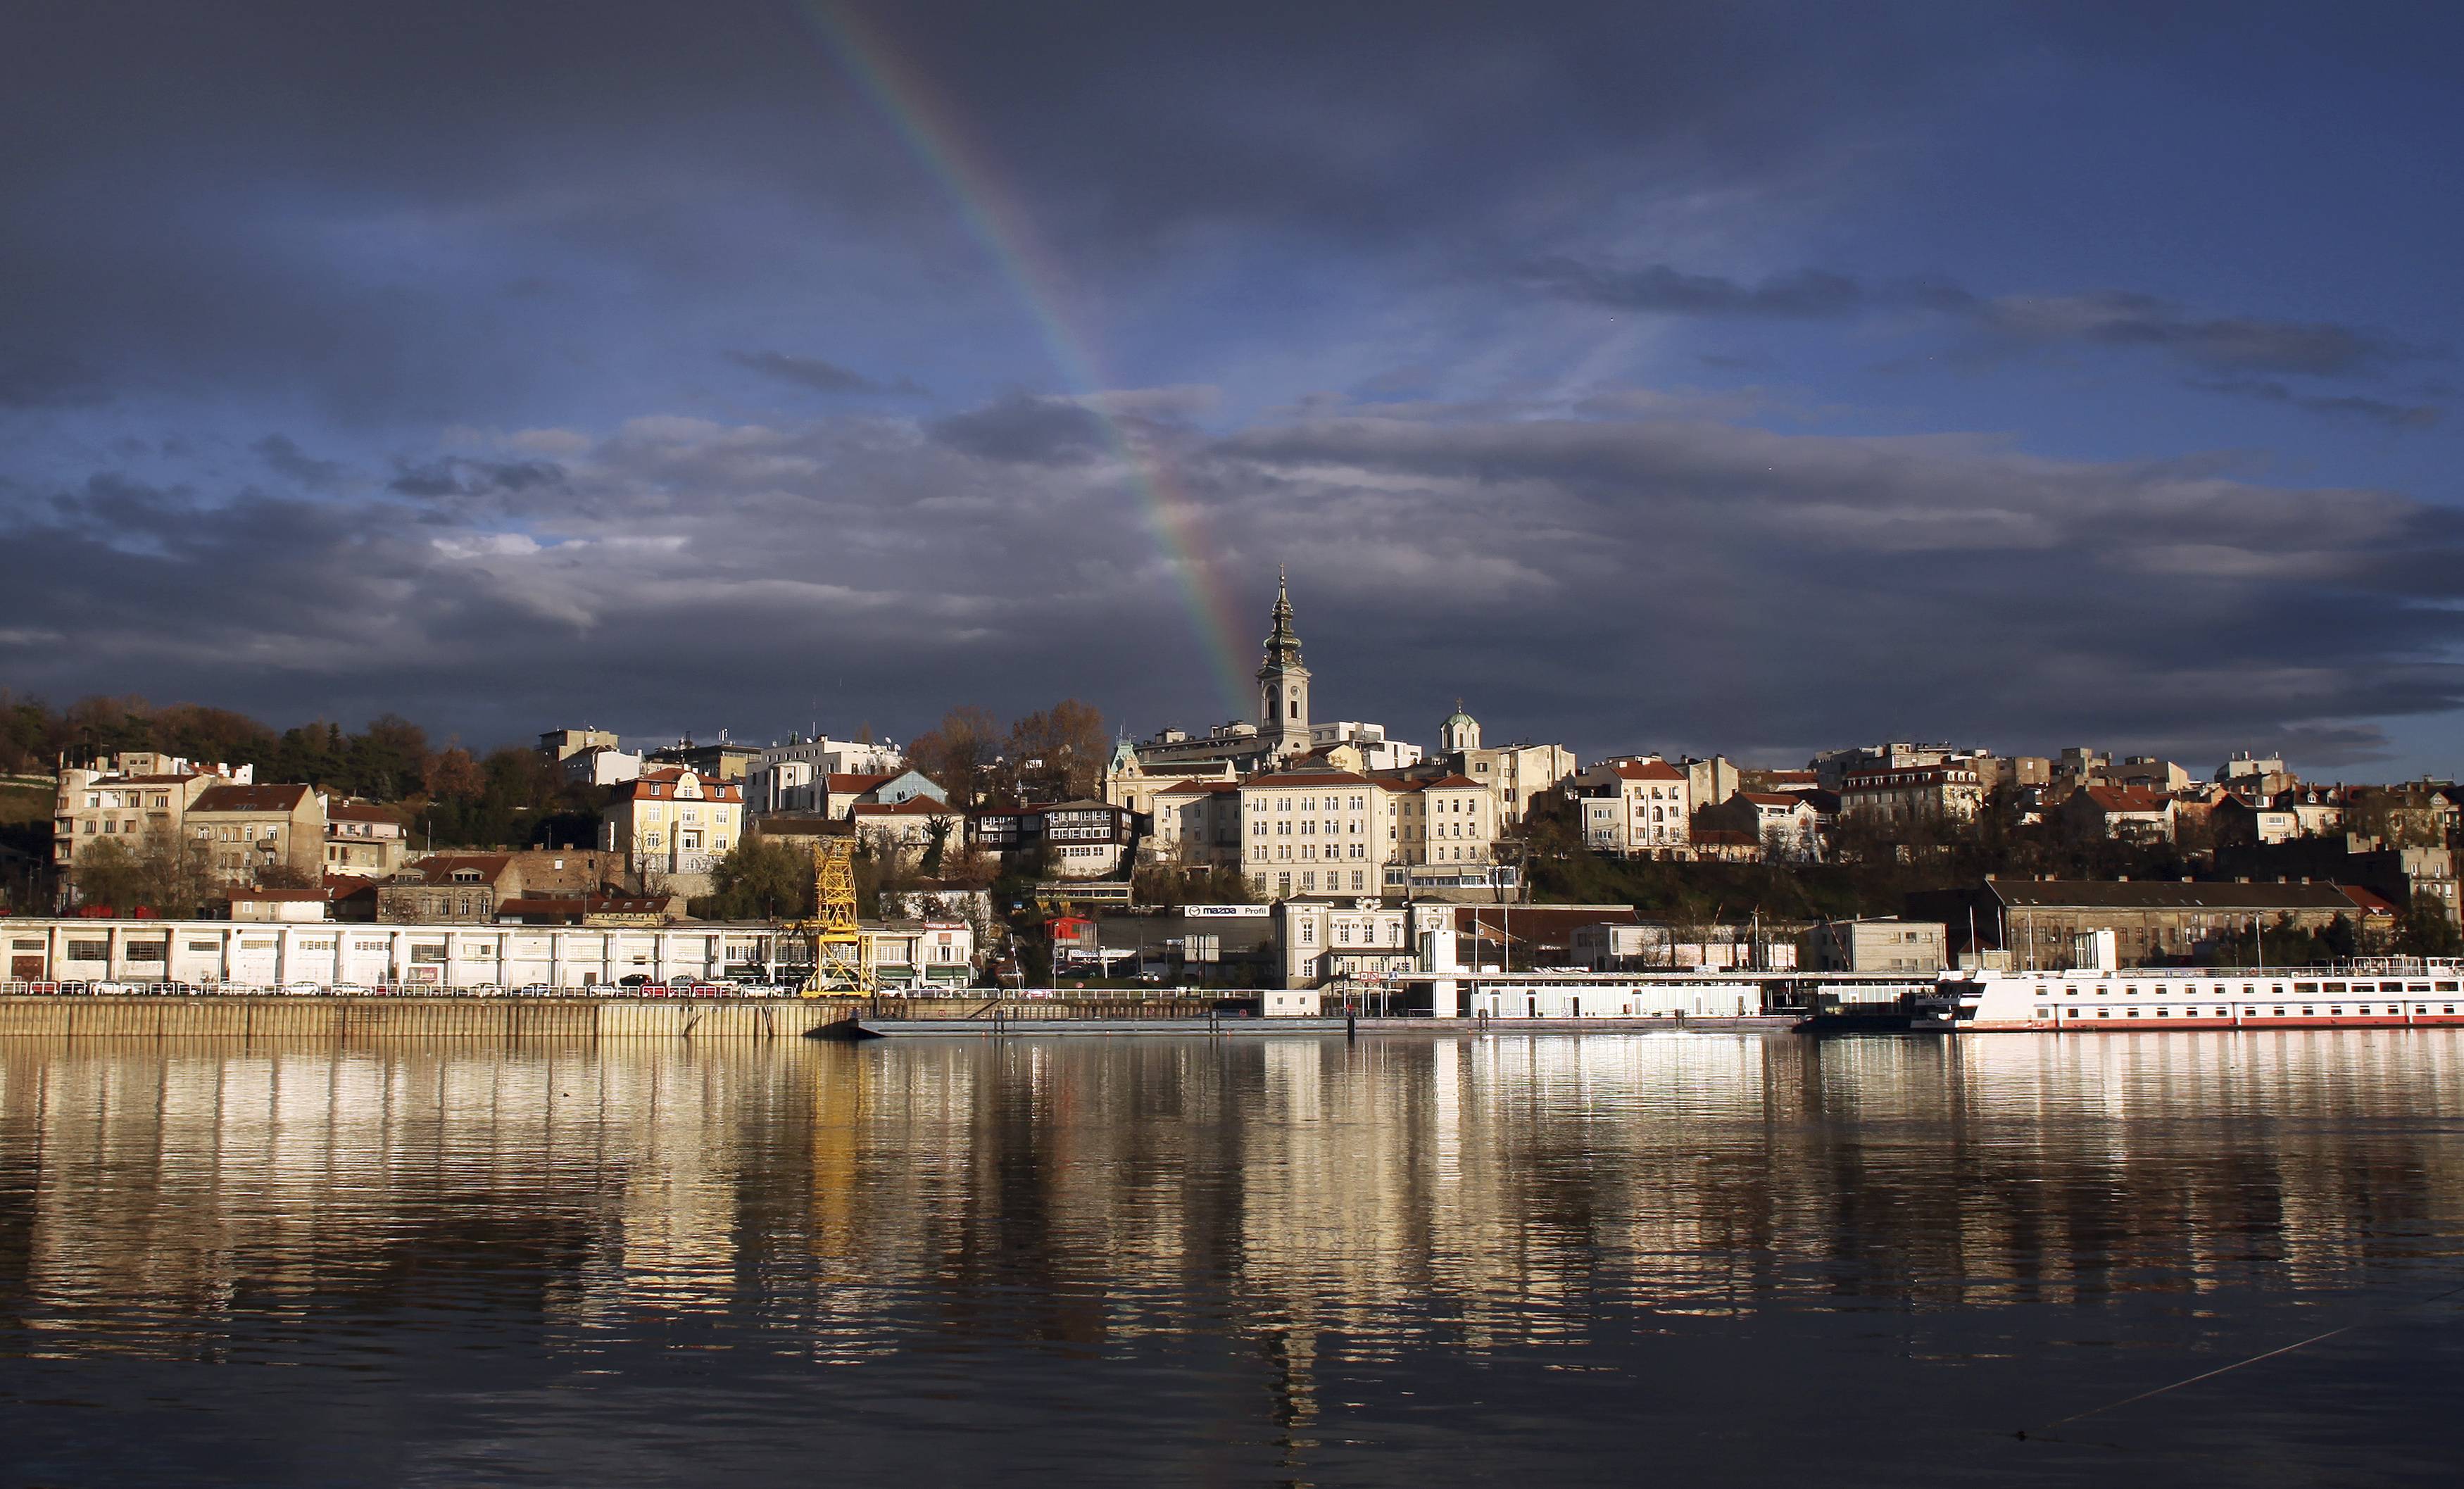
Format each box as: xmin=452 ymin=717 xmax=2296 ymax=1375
xmin=1917 ymin=957 xmax=2464 ymax=1031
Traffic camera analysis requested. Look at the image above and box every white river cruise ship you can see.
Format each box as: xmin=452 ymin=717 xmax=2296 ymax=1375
xmin=1919 ymin=957 xmax=2464 ymax=1032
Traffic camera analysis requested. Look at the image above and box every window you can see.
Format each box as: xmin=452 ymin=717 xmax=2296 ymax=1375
xmin=66 ymin=940 xmax=109 ymax=961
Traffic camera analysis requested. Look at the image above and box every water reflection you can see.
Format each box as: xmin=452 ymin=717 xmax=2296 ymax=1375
xmin=3 ymin=1031 xmax=2462 ymax=1484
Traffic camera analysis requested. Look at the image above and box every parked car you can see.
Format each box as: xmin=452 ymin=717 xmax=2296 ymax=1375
xmin=514 ymin=982 xmax=552 ymax=996
xmin=282 ymin=981 xmax=324 ymax=995
xmin=617 ymin=974 xmax=650 ymax=988
xmin=329 ymin=982 xmax=368 ymax=996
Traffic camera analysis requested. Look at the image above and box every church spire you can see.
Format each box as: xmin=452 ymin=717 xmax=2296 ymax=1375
xmin=1263 ymin=564 xmax=1301 ymax=667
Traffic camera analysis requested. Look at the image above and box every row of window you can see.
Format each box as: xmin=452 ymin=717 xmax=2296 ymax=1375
xmin=2038 ymin=980 xmax=2460 ymax=998
xmin=2036 ymin=1005 xmax=2462 ymax=1019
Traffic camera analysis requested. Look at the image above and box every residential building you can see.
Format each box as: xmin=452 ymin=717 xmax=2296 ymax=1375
xmin=1811 ymin=741 xmax=1957 ymax=791
xmin=324 ymin=802 xmax=408 ymax=878
xmin=750 ymin=732 xmax=905 ymax=787
xmin=1910 ymin=878 xmax=2362 ymax=968
xmin=187 ymin=783 xmax=327 ymax=881
xmin=2217 ymin=751 xmax=2297 ymax=796
xmin=2109 ymin=756 xmax=2192 ymax=793
xmin=539 ymin=727 xmax=620 ymax=762
xmin=230 ymin=888 xmax=334 ymax=924
xmin=376 ymin=855 xmax=526 ymax=924
xmin=1309 ymin=720 xmax=1424 ymax=772
xmin=601 ymin=767 xmax=742 ymax=878
xmin=562 ymin=746 xmax=644 ymax=787
xmin=850 ymin=796 xmax=967 ymax=868
xmin=1240 ymin=768 xmax=1390 ymax=900
xmin=1572 ymin=758 xmax=1692 ymax=857
xmin=1273 ymin=900 xmax=1458 ymax=988
xmin=1804 ymin=918 xmax=1949 ymax=974
xmin=1838 ymin=762 xmax=1984 ymax=825
xmin=51 ymin=762 xmax=236 ymax=874
xmin=1696 ymin=791 xmax=1821 ymax=860
xmin=2061 ymin=786 xmax=2178 ymax=842
xmin=1435 ymin=703 xmax=1576 ymax=824
xmin=647 ymin=738 xmax=763 ymax=781
xmin=1147 ymin=780 xmax=1244 ymax=867
xmin=1683 ymin=755 xmax=1741 ymax=812
xmin=1102 ymin=739 xmax=1238 ymax=821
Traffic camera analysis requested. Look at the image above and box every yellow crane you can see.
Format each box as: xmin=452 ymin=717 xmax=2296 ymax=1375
xmin=791 ymin=837 xmax=874 ymax=995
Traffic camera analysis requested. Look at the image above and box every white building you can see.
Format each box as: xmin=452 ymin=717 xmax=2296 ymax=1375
xmin=1573 ymin=757 xmax=1692 ymax=857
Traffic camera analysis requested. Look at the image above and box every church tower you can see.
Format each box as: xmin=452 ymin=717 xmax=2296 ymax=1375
xmin=1440 ymin=700 xmax=1481 ymax=754
xmin=1257 ymin=567 xmax=1312 ymax=758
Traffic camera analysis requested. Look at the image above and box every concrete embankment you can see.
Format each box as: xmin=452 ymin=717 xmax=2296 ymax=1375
xmin=0 ymin=995 xmax=867 ymax=1041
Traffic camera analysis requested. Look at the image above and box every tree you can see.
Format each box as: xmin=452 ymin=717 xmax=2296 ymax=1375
xmin=2397 ymin=892 xmax=2464 ymax=957
xmin=252 ymin=862 xmax=320 ymax=891
xmin=695 ymin=835 xmax=815 ymax=921
xmin=422 ymin=744 xmax=484 ymax=803
xmin=70 ymin=836 xmax=147 ymax=910
xmin=1007 ymin=698 xmax=1107 ymax=802
xmin=137 ymin=831 xmax=224 ymax=917
xmin=906 ymin=705 xmax=1001 ymax=807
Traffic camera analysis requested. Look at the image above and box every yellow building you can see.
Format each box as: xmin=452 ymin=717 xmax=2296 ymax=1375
xmin=601 ymin=767 xmax=743 ymax=877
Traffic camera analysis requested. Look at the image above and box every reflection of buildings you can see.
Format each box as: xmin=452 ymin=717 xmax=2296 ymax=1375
xmin=5 ymin=1031 xmax=2464 ymax=1374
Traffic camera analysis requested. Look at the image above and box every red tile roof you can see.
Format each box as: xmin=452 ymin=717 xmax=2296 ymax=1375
xmin=826 ymin=772 xmax=898 ymax=793
xmin=2339 ymin=885 xmax=2400 ymax=917
xmin=1244 ymin=771 xmax=1371 ymax=787
xmin=2080 ymin=786 xmax=2174 ymax=814
xmin=1603 ymin=760 xmax=1685 ymax=781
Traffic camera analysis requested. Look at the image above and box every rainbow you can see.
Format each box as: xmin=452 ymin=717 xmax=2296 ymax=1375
xmin=794 ymin=1 xmax=1255 ymax=717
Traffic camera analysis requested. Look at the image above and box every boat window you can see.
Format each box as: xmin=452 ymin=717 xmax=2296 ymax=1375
xmin=2244 ymin=1007 xmax=2258 ymax=1017
xmin=2382 ymin=981 xmax=2406 ymax=993
xmin=2323 ymin=982 xmax=2346 ymax=993
xmin=2097 ymin=1009 xmax=2111 ymax=1018
xmin=2155 ymin=1007 xmax=2168 ymax=1017
xmin=2437 ymin=982 xmax=2460 ymax=993
xmin=2404 ymin=982 xmax=2429 ymax=993
xmin=2125 ymin=986 xmax=2137 ymax=996
xmin=2064 ymin=986 xmax=2078 ymax=997
xmin=2330 ymin=1007 xmax=2342 ymax=1017
xmin=2274 ymin=1007 xmax=2285 ymax=1017
xmin=2097 ymin=986 xmax=2109 ymax=996
xmin=2301 ymin=1007 xmax=2314 ymax=1016
xmin=2295 ymin=982 xmax=2320 ymax=993
xmin=2036 ymin=1008 xmax=2049 ymax=1019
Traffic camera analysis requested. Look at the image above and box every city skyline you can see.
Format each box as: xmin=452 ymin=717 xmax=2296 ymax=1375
xmin=4 ymin=4 xmax=2462 ymax=776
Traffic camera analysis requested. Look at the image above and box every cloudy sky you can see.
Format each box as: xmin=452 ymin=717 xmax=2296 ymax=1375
xmin=4 ymin=2 xmax=2462 ymax=775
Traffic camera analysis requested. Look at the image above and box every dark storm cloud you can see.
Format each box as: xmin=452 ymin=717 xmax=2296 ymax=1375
xmin=1526 ymin=259 xmax=2431 ymax=383
xmin=252 ymin=435 xmax=348 ymax=491
xmin=725 ymin=351 xmax=926 ymax=397
xmin=387 ymin=457 xmax=566 ymax=499
xmin=926 ymin=396 xmax=1110 ymax=465
xmin=2184 ymin=378 xmax=2441 ymax=429
xmin=7 ymin=396 xmax=2458 ymax=769
xmin=0 ymin=1 xmax=2002 ymax=420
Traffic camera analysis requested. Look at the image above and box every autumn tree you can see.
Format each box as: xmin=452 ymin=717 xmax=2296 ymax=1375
xmin=422 ymin=744 xmax=484 ymax=802
xmin=1007 ymin=698 xmax=1107 ymax=803
xmin=906 ymin=705 xmax=1002 ymax=807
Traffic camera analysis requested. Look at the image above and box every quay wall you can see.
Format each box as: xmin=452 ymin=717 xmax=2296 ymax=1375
xmin=0 ymin=995 xmax=861 ymax=1041
xmin=0 ymin=993 xmax=1249 ymax=1041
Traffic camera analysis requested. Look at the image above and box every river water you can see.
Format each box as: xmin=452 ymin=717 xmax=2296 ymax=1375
xmin=1 ymin=1029 xmax=2460 ymax=1486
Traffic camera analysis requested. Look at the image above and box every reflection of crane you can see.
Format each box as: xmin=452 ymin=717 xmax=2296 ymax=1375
xmin=791 ymin=838 xmax=874 ymax=995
